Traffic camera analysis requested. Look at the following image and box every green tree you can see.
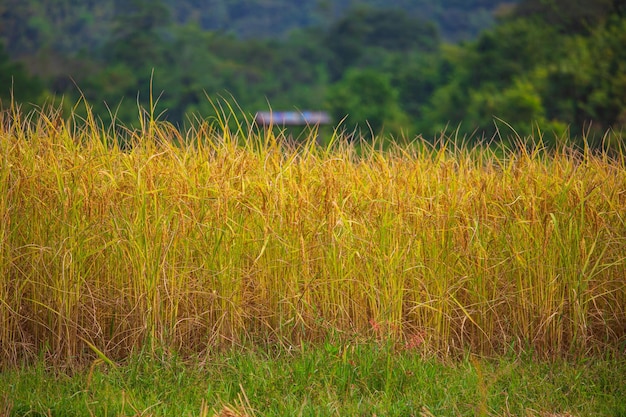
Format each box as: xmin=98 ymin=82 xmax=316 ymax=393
xmin=324 ymin=7 xmax=439 ymax=80
xmin=79 ymin=0 xmax=173 ymax=125
xmin=393 ymin=52 xmax=447 ymax=127
xmin=326 ymin=69 xmax=408 ymax=137
xmin=0 ymin=43 xmax=43 ymax=106
xmin=514 ymin=0 xmax=621 ymax=34
xmin=465 ymin=78 xmax=550 ymax=138
xmin=515 ymin=16 xmax=626 ymax=142
xmin=463 ymin=18 xmax=559 ymax=88
xmin=105 ymin=0 xmax=171 ymax=71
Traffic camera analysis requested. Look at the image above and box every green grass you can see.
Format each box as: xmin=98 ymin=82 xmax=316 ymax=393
xmin=1 ymin=343 xmax=625 ymax=417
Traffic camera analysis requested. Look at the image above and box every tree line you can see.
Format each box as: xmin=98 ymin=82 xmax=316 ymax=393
xmin=1 ymin=0 xmax=625 ymax=147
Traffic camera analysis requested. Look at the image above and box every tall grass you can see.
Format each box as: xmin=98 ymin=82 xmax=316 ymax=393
xmin=1 ymin=103 xmax=625 ymax=367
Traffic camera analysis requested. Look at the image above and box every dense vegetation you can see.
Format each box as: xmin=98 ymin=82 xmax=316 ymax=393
xmin=2 ymin=347 xmax=625 ymax=416
xmin=2 ymin=105 xmax=625 ymax=368
xmin=0 ymin=0 xmax=506 ymax=54
xmin=1 ymin=103 xmax=626 ymax=413
xmin=1 ymin=0 xmax=625 ymax=146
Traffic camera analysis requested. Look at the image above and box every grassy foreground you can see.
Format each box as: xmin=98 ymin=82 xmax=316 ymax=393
xmin=1 ymin=344 xmax=625 ymax=417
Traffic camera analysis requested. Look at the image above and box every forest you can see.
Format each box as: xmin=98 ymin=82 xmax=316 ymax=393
xmin=1 ymin=0 xmax=625 ymax=147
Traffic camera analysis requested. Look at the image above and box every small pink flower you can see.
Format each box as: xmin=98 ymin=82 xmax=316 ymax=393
xmin=369 ymin=318 xmax=381 ymax=333
xmin=405 ymin=332 xmax=424 ymax=350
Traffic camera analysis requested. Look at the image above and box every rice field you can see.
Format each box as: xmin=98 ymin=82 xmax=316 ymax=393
xmin=1 ymin=103 xmax=625 ymax=368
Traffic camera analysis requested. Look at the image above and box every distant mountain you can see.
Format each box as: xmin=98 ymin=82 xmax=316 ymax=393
xmin=164 ymin=0 xmax=518 ymax=41
xmin=0 ymin=0 xmax=517 ymax=60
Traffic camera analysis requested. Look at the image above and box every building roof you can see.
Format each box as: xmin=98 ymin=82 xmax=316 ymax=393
xmin=254 ymin=111 xmax=331 ymax=126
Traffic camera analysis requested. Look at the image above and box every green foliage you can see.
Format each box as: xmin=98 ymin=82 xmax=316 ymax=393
xmin=392 ymin=52 xmax=444 ymax=121
xmin=514 ymin=0 xmax=622 ymax=34
xmin=161 ymin=0 xmax=509 ymax=41
xmin=0 ymin=0 xmax=113 ymax=57
xmin=416 ymin=11 xmax=626 ymax=146
xmin=326 ymin=69 xmax=407 ymax=136
xmin=105 ymin=0 xmax=171 ymax=72
xmin=573 ymin=17 xmax=626 ymax=133
xmin=324 ymin=7 xmax=439 ymax=79
xmin=0 ymin=43 xmax=43 ymax=105
xmin=464 ymin=19 xmax=559 ymax=87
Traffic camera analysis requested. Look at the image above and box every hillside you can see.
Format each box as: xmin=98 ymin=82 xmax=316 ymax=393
xmin=0 ymin=0 xmax=514 ymax=59
xmin=164 ymin=0 xmax=514 ymax=41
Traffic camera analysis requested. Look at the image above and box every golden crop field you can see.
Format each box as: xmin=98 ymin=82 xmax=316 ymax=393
xmin=1 ymin=105 xmax=625 ymax=367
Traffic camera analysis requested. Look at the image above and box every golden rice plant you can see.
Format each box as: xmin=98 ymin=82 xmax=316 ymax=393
xmin=1 ymin=102 xmax=625 ymax=366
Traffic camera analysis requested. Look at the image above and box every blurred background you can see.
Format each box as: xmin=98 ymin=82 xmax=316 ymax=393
xmin=1 ymin=0 xmax=624 ymax=145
